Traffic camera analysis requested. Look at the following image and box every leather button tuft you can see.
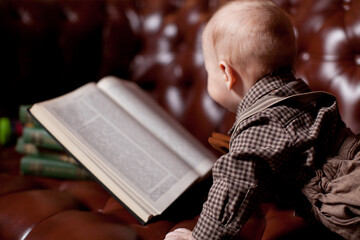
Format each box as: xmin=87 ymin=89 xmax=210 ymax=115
xmin=300 ymin=52 xmax=310 ymax=61
xmin=342 ymin=0 xmax=351 ymax=11
xmin=18 ymin=9 xmax=32 ymax=24
xmin=355 ymin=55 xmax=360 ymax=65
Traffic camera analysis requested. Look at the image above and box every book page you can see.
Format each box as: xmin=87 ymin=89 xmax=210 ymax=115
xmin=30 ymin=83 xmax=199 ymax=221
xmin=97 ymin=76 xmax=216 ymax=177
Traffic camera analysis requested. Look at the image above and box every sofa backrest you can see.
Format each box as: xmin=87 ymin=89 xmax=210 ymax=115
xmin=276 ymin=0 xmax=360 ymax=134
xmin=1 ymin=0 xmax=359 ymax=149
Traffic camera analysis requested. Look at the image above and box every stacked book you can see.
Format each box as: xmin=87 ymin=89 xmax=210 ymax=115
xmin=15 ymin=105 xmax=91 ymax=180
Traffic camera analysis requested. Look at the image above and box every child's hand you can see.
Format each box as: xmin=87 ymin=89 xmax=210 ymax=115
xmin=164 ymin=228 xmax=195 ymax=240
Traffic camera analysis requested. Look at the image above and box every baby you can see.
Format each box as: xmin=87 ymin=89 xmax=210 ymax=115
xmin=165 ymin=0 xmax=359 ymax=239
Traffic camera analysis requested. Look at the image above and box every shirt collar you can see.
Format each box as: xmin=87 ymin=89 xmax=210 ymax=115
xmin=228 ymin=71 xmax=297 ymax=134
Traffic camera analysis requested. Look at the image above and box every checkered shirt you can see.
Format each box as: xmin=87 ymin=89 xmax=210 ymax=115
xmin=192 ymin=71 xmax=343 ymax=239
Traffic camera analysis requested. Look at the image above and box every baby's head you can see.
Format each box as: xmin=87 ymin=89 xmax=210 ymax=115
xmin=202 ymin=0 xmax=296 ymax=112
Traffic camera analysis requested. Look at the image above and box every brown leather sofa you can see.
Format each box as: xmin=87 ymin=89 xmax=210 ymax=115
xmin=0 ymin=0 xmax=359 ymax=239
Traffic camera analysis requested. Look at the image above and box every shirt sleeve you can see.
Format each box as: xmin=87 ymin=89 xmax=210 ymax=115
xmin=192 ymin=153 xmax=269 ymax=239
xmin=193 ymin=117 xmax=290 ymax=240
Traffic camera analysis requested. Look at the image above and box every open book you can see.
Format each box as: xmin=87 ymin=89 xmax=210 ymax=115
xmin=29 ymin=76 xmax=217 ymax=224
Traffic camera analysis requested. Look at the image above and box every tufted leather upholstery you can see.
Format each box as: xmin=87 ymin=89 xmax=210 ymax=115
xmin=0 ymin=0 xmax=359 ymax=239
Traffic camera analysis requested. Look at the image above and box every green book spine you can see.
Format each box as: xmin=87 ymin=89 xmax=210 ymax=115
xmin=19 ymin=105 xmax=41 ymax=128
xmin=22 ymin=127 xmax=64 ymax=151
xmin=15 ymin=137 xmax=77 ymax=164
xmin=20 ymin=156 xmax=91 ymax=180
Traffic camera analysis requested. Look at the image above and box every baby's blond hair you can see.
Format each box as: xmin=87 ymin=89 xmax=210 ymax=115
xmin=203 ymin=0 xmax=296 ymax=80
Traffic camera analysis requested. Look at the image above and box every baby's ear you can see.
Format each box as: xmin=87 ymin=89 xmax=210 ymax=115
xmin=219 ymin=61 xmax=236 ymax=90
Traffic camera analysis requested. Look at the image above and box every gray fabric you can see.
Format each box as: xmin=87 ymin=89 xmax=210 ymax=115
xmin=303 ymin=129 xmax=360 ymax=240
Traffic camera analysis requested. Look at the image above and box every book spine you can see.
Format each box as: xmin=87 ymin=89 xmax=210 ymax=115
xmin=20 ymin=156 xmax=91 ymax=180
xmin=15 ymin=137 xmax=77 ymax=164
xmin=22 ymin=127 xmax=64 ymax=151
xmin=19 ymin=105 xmax=41 ymax=128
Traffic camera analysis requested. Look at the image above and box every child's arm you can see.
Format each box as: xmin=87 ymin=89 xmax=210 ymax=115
xmin=192 ymin=121 xmax=283 ymax=239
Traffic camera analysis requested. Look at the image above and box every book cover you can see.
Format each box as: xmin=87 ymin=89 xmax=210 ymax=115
xmin=22 ymin=127 xmax=64 ymax=151
xmin=16 ymin=137 xmax=76 ymax=164
xmin=19 ymin=104 xmax=41 ymax=128
xmin=20 ymin=155 xmax=91 ymax=180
